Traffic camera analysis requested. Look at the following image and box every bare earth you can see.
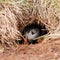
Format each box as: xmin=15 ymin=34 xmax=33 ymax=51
xmin=0 ymin=39 xmax=60 ymax=60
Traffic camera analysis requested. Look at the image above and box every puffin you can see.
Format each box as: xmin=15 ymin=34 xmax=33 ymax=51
xmin=22 ymin=24 xmax=48 ymax=44
xmin=23 ymin=28 xmax=41 ymax=44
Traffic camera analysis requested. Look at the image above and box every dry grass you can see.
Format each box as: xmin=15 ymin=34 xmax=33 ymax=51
xmin=0 ymin=0 xmax=60 ymax=49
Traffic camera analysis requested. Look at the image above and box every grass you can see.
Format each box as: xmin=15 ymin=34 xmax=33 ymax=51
xmin=0 ymin=0 xmax=60 ymax=49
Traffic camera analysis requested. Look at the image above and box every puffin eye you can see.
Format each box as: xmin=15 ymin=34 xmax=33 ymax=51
xmin=31 ymin=31 xmax=35 ymax=35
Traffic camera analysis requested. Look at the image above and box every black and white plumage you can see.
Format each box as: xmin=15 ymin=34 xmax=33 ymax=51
xmin=25 ymin=28 xmax=40 ymax=40
xmin=23 ymin=28 xmax=40 ymax=44
xmin=22 ymin=24 xmax=48 ymax=44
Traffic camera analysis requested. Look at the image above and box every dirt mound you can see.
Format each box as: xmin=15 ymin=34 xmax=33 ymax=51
xmin=0 ymin=39 xmax=60 ymax=60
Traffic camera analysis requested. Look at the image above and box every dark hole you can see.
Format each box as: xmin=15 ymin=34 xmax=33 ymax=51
xmin=22 ymin=23 xmax=48 ymax=44
xmin=22 ymin=23 xmax=48 ymax=35
xmin=21 ymin=23 xmax=48 ymax=44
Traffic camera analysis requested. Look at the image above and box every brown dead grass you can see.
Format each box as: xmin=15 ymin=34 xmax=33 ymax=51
xmin=0 ymin=0 xmax=60 ymax=60
xmin=0 ymin=0 xmax=60 ymax=50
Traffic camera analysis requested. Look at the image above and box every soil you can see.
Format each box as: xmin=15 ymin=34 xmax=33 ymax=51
xmin=0 ymin=39 xmax=60 ymax=60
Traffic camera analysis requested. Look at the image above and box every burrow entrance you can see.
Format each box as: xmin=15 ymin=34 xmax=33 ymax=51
xmin=22 ymin=23 xmax=48 ymax=36
xmin=17 ymin=22 xmax=48 ymax=44
xmin=22 ymin=23 xmax=48 ymax=44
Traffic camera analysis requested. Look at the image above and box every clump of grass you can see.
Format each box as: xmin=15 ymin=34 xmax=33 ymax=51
xmin=0 ymin=0 xmax=60 ymax=49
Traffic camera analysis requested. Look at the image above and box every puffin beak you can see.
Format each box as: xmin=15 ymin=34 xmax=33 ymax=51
xmin=23 ymin=38 xmax=27 ymax=44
